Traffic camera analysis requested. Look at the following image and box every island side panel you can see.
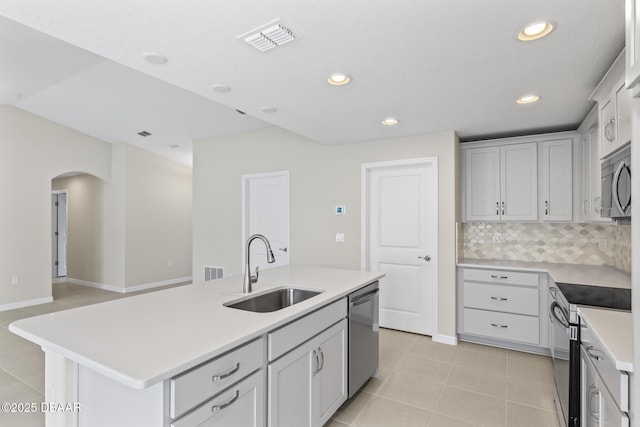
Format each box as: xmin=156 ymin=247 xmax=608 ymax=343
xmin=44 ymin=351 xmax=79 ymax=427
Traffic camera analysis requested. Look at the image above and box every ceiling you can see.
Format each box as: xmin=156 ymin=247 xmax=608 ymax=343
xmin=0 ymin=1 xmax=626 ymax=167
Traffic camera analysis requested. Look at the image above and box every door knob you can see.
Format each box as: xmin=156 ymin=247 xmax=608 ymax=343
xmin=418 ymin=255 xmax=431 ymax=261
xmin=279 ymin=248 xmax=288 ymax=252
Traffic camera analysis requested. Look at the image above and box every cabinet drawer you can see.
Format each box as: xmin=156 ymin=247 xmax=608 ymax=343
xmin=268 ymin=298 xmax=347 ymax=361
xmin=171 ymin=370 xmax=264 ymax=427
xmin=463 ymin=308 xmax=539 ymax=345
xmin=463 ymin=282 xmax=538 ymax=315
xmin=170 ymin=338 xmax=264 ymax=419
xmin=581 ymin=319 xmax=629 ymax=412
xmin=463 ymin=268 xmax=539 ymax=287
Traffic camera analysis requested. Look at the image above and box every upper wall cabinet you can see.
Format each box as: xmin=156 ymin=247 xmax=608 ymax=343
xmin=626 ymin=0 xmax=640 ymax=89
xmin=590 ymin=50 xmax=632 ymax=159
xmin=540 ymin=139 xmax=572 ymax=221
xmin=464 ymin=143 xmax=537 ymax=221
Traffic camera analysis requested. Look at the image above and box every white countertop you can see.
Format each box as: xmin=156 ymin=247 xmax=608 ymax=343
xmin=578 ymin=306 xmax=633 ymax=372
xmin=9 ymin=266 xmax=383 ymax=390
xmin=458 ymin=258 xmax=631 ymax=289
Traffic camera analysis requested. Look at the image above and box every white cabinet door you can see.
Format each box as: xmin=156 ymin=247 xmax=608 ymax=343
xmin=314 ymin=320 xmax=348 ymax=427
xmin=268 ymin=342 xmax=313 ymax=427
xmin=465 ymin=147 xmax=501 ymax=221
xmin=501 ymin=143 xmax=538 ymax=221
xmin=581 ymin=347 xmax=600 ymax=427
xmin=268 ymin=319 xmax=347 ymax=427
xmin=600 ymin=80 xmax=632 ymax=159
xmin=541 ymin=139 xmax=572 ymax=221
xmin=626 ymin=0 xmax=640 ymax=88
xmin=465 ymin=143 xmax=537 ymax=221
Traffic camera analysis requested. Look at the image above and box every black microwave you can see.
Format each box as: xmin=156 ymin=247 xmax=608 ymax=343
xmin=601 ymin=144 xmax=631 ymax=219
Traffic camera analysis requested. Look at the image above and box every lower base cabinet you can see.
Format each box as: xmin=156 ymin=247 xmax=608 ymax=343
xmin=268 ymin=319 xmax=347 ymax=427
xmin=171 ymin=370 xmax=264 ymax=427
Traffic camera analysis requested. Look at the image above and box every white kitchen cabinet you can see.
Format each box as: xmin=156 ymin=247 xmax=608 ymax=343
xmin=268 ymin=319 xmax=347 ymax=427
xmin=590 ymin=50 xmax=632 ymax=159
xmin=540 ymin=139 xmax=572 ymax=221
xmin=458 ymin=267 xmax=549 ymax=351
xmin=581 ymin=126 xmax=612 ymax=223
xmin=626 ymin=0 xmax=640 ymax=89
xmin=580 ymin=346 xmax=630 ymax=427
xmin=170 ymin=370 xmax=264 ymax=427
xmin=465 ymin=143 xmax=537 ymax=221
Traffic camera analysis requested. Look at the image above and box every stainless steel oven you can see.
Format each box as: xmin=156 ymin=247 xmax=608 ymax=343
xmin=549 ymin=282 xmax=631 ymax=427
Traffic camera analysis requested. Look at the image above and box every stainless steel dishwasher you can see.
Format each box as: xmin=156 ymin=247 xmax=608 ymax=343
xmin=348 ymin=281 xmax=379 ymax=398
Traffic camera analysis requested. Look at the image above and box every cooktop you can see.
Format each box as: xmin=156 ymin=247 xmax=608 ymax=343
xmin=556 ymin=282 xmax=631 ymax=311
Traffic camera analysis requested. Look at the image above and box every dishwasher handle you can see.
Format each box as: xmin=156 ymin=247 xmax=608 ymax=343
xmin=350 ymin=288 xmax=380 ymax=307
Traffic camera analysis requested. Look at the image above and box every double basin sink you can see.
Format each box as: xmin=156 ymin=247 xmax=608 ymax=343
xmin=224 ymin=287 xmax=323 ymax=313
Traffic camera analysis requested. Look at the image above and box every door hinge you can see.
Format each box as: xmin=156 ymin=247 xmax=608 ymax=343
xmin=55 ymin=261 xmax=59 ymax=266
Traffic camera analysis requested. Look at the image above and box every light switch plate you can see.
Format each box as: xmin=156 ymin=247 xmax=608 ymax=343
xmin=335 ymin=233 xmax=345 ymax=242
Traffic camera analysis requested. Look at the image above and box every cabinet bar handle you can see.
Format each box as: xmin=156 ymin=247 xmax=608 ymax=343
xmin=211 ymin=362 xmax=240 ymax=382
xmin=501 ymin=201 xmax=505 ymax=215
xmin=490 ymin=275 xmax=508 ymax=279
xmin=313 ymin=349 xmax=321 ymax=375
xmin=491 ymin=323 xmax=508 ymax=328
xmin=490 ymin=296 xmax=508 ymax=301
xmin=318 ymin=347 xmax=325 ymax=372
xmin=211 ymin=390 xmax=240 ymax=414
xmin=586 ymin=346 xmax=602 ymax=361
xmin=545 ymin=200 xmax=549 ymax=215
xmin=496 ymin=202 xmax=499 ymax=215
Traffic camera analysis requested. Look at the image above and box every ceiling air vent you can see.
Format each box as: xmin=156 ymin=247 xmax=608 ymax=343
xmin=239 ymin=21 xmax=295 ymax=52
xmin=137 ymin=130 xmax=152 ymax=137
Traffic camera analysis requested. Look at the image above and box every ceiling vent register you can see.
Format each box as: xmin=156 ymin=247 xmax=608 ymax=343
xmin=241 ymin=22 xmax=295 ymax=52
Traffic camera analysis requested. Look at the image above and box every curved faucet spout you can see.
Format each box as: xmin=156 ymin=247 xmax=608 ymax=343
xmin=243 ymin=234 xmax=276 ymax=293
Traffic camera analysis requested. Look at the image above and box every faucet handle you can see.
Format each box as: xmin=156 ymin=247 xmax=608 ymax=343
xmin=252 ymin=266 xmax=259 ymax=284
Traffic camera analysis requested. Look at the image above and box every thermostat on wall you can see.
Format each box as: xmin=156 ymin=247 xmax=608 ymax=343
xmin=335 ymin=205 xmax=346 ymax=215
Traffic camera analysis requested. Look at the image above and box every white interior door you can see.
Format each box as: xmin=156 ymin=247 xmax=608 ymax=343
xmin=243 ymin=171 xmax=290 ymax=272
xmin=364 ymin=159 xmax=437 ymax=335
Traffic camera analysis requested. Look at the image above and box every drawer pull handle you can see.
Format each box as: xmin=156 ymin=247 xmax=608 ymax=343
xmin=490 ymin=275 xmax=508 ymax=279
xmin=211 ymin=362 xmax=240 ymax=382
xmin=211 ymin=390 xmax=240 ymax=414
xmin=586 ymin=346 xmax=602 ymax=361
xmin=491 ymin=323 xmax=508 ymax=328
xmin=490 ymin=296 xmax=508 ymax=301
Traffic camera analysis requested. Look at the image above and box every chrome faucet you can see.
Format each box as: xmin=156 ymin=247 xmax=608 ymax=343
xmin=243 ymin=234 xmax=276 ymax=293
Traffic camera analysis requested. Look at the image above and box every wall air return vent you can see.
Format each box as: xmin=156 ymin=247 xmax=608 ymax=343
xmin=204 ymin=266 xmax=224 ymax=282
xmin=239 ymin=21 xmax=295 ymax=52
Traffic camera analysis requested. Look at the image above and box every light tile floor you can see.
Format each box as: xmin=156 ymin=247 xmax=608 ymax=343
xmin=328 ymin=328 xmax=560 ymax=427
xmin=0 ymin=281 xmax=189 ymax=427
xmin=0 ymin=283 xmax=560 ymax=427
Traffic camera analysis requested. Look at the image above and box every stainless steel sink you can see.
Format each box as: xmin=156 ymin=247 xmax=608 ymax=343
xmin=224 ymin=287 xmax=323 ymax=313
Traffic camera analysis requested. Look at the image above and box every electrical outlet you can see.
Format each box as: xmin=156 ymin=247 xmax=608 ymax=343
xmin=492 ymin=233 xmax=501 ymax=244
xmin=598 ymin=238 xmax=608 ymax=249
xmin=11 ymin=276 xmax=19 ymax=285
xmin=336 ymin=233 xmax=345 ymax=243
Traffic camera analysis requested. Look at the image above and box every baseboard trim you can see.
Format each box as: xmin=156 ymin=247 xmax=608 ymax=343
xmin=0 ymin=296 xmax=54 ymax=312
xmin=67 ymin=277 xmax=192 ymax=294
xmin=432 ymin=334 xmax=458 ymax=346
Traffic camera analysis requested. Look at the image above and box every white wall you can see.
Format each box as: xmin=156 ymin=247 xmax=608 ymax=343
xmin=0 ymin=106 xmax=111 ymax=309
xmin=123 ymin=143 xmax=193 ymax=288
xmin=193 ymin=126 xmax=459 ymax=338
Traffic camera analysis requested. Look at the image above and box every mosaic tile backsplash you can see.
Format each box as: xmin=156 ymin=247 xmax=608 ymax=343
xmin=461 ymin=223 xmax=631 ymax=273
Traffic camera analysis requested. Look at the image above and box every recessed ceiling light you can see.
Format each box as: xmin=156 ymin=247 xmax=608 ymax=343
xmin=212 ymin=84 xmax=231 ymax=94
xmin=517 ymin=21 xmax=554 ymax=41
xmin=142 ymin=52 xmax=168 ymax=65
xmin=327 ymin=73 xmax=351 ymax=86
xmin=516 ymin=95 xmax=541 ymax=104
xmin=261 ymin=106 xmax=278 ymax=113
xmin=381 ymin=118 xmax=399 ymax=126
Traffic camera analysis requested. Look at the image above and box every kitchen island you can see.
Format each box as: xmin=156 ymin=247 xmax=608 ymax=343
xmin=9 ymin=266 xmax=383 ymax=427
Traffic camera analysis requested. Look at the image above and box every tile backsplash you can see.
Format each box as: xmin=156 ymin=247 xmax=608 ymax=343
xmin=461 ymin=222 xmax=631 ymax=273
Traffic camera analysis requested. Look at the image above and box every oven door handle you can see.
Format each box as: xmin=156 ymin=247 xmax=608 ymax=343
xmin=550 ymin=301 xmax=569 ymax=328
